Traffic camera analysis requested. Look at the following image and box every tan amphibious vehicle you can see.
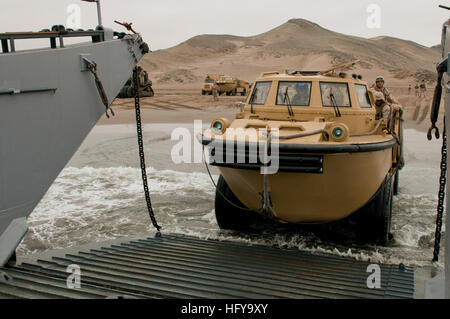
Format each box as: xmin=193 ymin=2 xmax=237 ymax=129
xmin=199 ymin=61 xmax=404 ymax=245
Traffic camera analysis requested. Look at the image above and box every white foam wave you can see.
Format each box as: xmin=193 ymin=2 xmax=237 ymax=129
xmin=18 ymin=166 xmax=445 ymax=268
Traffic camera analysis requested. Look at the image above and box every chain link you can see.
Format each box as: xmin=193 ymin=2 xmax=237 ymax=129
xmin=433 ymin=117 xmax=446 ymax=262
xmin=133 ymin=67 xmax=161 ymax=232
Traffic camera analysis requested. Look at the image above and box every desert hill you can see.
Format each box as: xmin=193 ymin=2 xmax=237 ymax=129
xmin=141 ymin=18 xmax=441 ymax=87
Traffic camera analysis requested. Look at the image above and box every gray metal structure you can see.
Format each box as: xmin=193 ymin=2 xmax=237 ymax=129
xmin=0 ymin=27 xmax=147 ymax=266
xmin=0 ymin=234 xmax=415 ymax=299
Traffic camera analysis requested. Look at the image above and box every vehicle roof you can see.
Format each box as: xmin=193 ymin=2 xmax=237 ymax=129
xmin=254 ymin=72 xmax=368 ymax=85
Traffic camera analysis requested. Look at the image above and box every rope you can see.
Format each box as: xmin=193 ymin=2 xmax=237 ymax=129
xmin=350 ymin=120 xmax=383 ymax=137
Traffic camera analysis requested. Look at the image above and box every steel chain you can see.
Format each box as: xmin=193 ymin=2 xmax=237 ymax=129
xmin=133 ymin=67 xmax=161 ymax=231
xmin=433 ymin=117 xmax=446 ymax=262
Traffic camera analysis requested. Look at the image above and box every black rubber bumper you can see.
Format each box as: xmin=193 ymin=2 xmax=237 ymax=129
xmin=199 ymin=134 xmax=396 ymax=173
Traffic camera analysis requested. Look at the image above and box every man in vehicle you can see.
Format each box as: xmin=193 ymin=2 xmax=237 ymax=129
xmin=292 ymin=82 xmax=309 ymax=105
xmin=371 ymin=76 xmax=398 ymax=105
xmin=371 ymin=76 xmax=402 ymax=122
xmin=373 ymin=91 xmax=393 ymax=120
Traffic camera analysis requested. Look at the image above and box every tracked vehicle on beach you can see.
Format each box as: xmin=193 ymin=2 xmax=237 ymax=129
xmin=200 ymin=61 xmax=404 ymax=245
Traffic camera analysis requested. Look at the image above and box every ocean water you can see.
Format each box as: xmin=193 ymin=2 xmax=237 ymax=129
xmin=17 ymin=124 xmax=446 ymax=268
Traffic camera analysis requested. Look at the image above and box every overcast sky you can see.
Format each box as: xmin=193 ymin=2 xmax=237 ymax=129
xmin=2 ymin=0 xmax=449 ymax=50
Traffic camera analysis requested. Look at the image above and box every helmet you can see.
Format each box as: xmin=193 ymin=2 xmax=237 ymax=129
xmin=376 ymin=76 xmax=384 ymax=82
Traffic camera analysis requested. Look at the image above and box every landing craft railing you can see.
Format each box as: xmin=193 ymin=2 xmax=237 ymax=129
xmin=0 ymin=29 xmax=117 ymax=53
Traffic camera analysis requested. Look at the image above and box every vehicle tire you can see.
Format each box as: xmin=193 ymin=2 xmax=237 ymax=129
xmin=241 ymin=89 xmax=247 ymax=96
xmin=201 ymin=90 xmax=205 ymax=95
xmin=350 ymin=174 xmax=393 ymax=246
xmin=215 ymin=175 xmax=262 ymax=231
xmin=393 ymin=169 xmax=399 ymax=196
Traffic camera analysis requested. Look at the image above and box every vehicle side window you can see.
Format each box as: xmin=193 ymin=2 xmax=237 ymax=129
xmin=249 ymin=81 xmax=272 ymax=105
xmin=355 ymin=84 xmax=372 ymax=108
xmin=320 ymin=82 xmax=351 ymax=107
xmin=276 ymin=81 xmax=311 ymax=106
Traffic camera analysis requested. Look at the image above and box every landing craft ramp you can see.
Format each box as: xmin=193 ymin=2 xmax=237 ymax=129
xmin=0 ymin=234 xmax=414 ymax=299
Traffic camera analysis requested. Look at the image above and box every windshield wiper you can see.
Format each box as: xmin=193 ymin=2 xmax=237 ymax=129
xmin=283 ymin=87 xmax=294 ymax=117
xmin=329 ymin=91 xmax=341 ymax=117
xmin=249 ymin=87 xmax=258 ymax=114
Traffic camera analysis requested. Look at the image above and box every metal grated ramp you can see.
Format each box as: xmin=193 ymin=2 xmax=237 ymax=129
xmin=0 ymin=234 xmax=414 ymax=299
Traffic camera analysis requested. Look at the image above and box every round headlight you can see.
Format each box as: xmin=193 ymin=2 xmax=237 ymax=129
xmin=328 ymin=123 xmax=349 ymax=142
xmin=212 ymin=121 xmax=223 ymax=131
xmin=210 ymin=118 xmax=230 ymax=134
xmin=332 ymin=127 xmax=344 ymax=139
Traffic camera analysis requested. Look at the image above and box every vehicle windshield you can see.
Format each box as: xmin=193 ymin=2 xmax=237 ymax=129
xmin=276 ymin=81 xmax=311 ymax=106
xmin=355 ymin=84 xmax=371 ymax=108
xmin=205 ymin=79 xmax=214 ymax=83
xmin=249 ymin=82 xmax=271 ymax=105
xmin=320 ymin=82 xmax=351 ymax=107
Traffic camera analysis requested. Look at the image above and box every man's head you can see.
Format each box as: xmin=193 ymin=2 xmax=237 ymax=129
xmin=295 ymin=82 xmax=308 ymax=93
xmin=375 ymin=76 xmax=385 ymax=89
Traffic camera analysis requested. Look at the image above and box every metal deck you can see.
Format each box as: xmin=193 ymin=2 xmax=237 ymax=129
xmin=0 ymin=234 xmax=414 ymax=299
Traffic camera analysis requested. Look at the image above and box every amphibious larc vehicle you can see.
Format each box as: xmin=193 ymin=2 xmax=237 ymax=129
xmin=199 ymin=62 xmax=404 ymax=245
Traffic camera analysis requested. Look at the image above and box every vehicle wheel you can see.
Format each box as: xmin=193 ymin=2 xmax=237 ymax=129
xmin=241 ymin=89 xmax=247 ymax=96
xmin=350 ymin=174 xmax=393 ymax=246
xmin=393 ymin=169 xmax=399 ymax=196
xmin=201 ymin=90 xmax=205 ymax=95
xmin=215 ymin=175 xmax=262 ymax=231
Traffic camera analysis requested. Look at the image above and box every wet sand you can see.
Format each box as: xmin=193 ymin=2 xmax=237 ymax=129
xmin=98 ymin=88 xmax=243 ymax=125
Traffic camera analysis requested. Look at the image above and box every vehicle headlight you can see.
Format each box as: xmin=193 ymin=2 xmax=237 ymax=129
xmin=211 ymin=118 xmax=230 ymax=134
xmin=332 ymin=127 xmax=344 ymax=139
xmin=328 ymin=123 xmax=349 ymax=142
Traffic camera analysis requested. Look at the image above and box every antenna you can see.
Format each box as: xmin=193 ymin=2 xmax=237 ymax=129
xmin=82 ymin=0 xmax=103 ymax=26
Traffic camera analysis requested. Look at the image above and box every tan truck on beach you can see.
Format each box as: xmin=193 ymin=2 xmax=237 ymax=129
xmin=201 ymin=74 xmax=250 ymax=96
xmin=201 ymin=74 xmax=222 ymax=95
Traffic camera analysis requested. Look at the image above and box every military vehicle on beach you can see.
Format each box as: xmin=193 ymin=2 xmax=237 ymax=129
xmin=201 ymin=74 xmax=222 ymax=95
xmin=216 ymin=76 xmax=250 ymax=96
xmin=117 ymin=66 xmax=154 ymax=98
xmin=199 ymin=61 xmax=404 ymax=245
xmin=201 ymin=74 xmax=250 ymax=96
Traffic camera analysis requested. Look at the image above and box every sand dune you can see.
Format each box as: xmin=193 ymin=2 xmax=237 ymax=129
xmin=141 ymin=18 xmax=441 ymax=87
